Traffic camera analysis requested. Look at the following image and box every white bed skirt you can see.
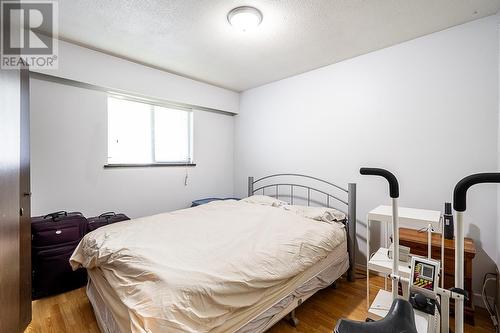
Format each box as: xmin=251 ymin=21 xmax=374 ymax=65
xmin=86 ymin=244 xmax=349 ymax=333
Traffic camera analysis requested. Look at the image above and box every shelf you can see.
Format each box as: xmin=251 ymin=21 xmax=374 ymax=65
xmin=367 ymin=205 xmax=441 ymax=231
xmin=367 ymin=247 xmax=411 ymax=278
xmin=367 ymin=290 xmax=434 ymax=333
xmin=367 ymin=289 xmax=393 ymax=320
xmin=366 ymin=204 xmax=442 ymax=331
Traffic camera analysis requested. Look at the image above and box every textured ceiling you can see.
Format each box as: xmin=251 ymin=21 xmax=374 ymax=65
xmin=57 ymin=0 xmax=500 ymax=91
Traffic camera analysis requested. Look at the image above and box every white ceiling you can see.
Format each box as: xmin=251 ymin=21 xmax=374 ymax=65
xmin=57 ymin=0 xmax=500 ymax=91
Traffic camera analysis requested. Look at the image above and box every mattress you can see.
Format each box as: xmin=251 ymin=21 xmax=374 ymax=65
xmin=87 ymin=242 xmax=348 ymax=333
xmin=71 ymin=199 xmax=348 ymax=332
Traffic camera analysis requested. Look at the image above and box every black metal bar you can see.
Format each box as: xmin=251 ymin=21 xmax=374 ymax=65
xmin=453 ymin=173 xmax=500 ymax=211
xmin=248 ymin=177 xmax=254 ymax=197
xmin=359 ymin=167 xmax=399 ymax=198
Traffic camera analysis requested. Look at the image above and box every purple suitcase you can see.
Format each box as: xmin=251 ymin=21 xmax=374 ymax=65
xmin=31 ymin=211 xmax=88 ymax=299
xmin=87 ymin=212 xmax=130 ymax=231
xmin=31 ymin=211 xmax=87 ymax=247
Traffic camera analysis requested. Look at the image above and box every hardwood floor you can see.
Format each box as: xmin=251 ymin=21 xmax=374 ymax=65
xmin=26 ymin=288 xmax=100 ymax=333
xmin=26 ymin=274 xmax=494 ymax=333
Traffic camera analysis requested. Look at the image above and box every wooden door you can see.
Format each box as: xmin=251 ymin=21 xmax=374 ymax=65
xmin=0 ymin=67 xmax=31 ymax=332
xmin=19 ymin=68 xmax=32 ymax=330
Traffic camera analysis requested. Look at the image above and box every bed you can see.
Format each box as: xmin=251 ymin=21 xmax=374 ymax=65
xmin=70 ymin=174 xmax=357 ymax=333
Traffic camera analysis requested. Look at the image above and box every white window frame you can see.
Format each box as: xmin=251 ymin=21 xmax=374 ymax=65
xmin=106 ymin=94 xmax=194 ymax=167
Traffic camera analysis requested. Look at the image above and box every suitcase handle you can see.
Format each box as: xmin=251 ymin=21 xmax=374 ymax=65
xmin=71 ymin=212 xmax=84 ymax=216
xmin=99 ymin=212 xmax=116 ymax=218
xmin=43 ymin=211 xmax=68 ymax=220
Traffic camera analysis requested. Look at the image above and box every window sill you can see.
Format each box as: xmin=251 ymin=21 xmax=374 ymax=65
xmin=104 ymin=163 xmax=196 ymax=168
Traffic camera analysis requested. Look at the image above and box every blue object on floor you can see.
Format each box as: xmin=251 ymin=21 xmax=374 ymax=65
xmin=191 ymin=197 xmax=240 ymax=207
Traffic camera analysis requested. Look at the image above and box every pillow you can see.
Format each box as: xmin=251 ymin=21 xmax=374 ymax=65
xmin=241 ymin=195 xmax=287 ymax=207
xmin=283 ymin=205 xmax=346 ymax=224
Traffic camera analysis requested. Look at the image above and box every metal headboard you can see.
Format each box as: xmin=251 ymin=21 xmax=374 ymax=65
xmin=248 ymin=174 xmax=357 ymax=282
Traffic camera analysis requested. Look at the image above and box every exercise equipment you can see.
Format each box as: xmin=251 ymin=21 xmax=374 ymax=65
xmin=451 ymin=172 xmax=500 ymax=332
xmin=334 ymin=298 xmax=417 ymax=333
xmin=408 ymin=256 xmax=440 ymax=316
xmin=335 ymin=169 xmax=500 ymax=333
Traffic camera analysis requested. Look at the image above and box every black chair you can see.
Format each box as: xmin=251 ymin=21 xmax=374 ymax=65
xmin=334 ymin=298 xmax=418 ymax=333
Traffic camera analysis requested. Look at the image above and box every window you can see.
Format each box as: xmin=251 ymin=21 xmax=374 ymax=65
xmin=107 ymin=96 xmax=193 ymax=165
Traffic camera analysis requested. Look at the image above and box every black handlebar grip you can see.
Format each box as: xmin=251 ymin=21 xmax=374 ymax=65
xmin=453 ymin=173 xmax=500 ymax=211
xmin=360 ymin=167 xmax=399 ymax=198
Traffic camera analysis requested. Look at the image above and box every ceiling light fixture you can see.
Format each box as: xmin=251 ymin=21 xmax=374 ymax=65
xmin=227 ymin=6 xmax=263 ymax=32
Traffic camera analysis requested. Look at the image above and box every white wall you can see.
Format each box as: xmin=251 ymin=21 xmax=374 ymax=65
xmin=30 ymin=39 xmax=238 ymax=218
xmin=33 ymin=40 xmax=239 ymax=114
xmin=31 ymin=78 xmax=234 ymax=218
xmin=235 ymin=15 xmax=499 ymax=299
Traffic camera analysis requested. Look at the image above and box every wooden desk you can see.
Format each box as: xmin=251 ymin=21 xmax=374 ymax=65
xmin=399 ymin=227 xmax=477 ymax=324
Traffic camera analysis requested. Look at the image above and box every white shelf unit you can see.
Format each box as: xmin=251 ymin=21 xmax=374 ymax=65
xmin=367 ymin=205 xmax=442 ymax=230
xmin=366 ymin=205 xmax=442 ymax=308
xmin=367 ymin=247 xmax=411 ymax=277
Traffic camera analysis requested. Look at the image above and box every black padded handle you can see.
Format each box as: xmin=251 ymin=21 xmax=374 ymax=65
xmin=453 ymin=173 xmax=500 ymax=211
xmin=449 ymin=287 xmax=469 ymax=301
xmin=360 ymin=167 xmax=399 ymax=198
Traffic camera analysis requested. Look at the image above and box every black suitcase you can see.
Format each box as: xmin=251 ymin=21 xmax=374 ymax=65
xmin=87 ymin=212 xmax=130 ymax=231
xmin=31 ymin=211 xmax=87 ymax=247
xmin=31 ymin=211 xmax=88 ymax=299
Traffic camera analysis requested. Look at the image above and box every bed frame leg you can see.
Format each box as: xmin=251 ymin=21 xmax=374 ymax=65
xmin=347 ymin=268 xmax=355 ymax=282
xmin=347 ymin=183 xmax=357 ymax=283
xmin=287 ymin=310 xmax=299 ymax=327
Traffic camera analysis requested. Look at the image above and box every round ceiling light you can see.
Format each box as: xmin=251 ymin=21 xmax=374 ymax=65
xmin=227 ymin=6 xmax=263 ymax=31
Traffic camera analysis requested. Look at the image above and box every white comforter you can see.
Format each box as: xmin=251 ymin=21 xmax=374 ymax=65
xmin=70 ymin=199 xmax=346 ymax=333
